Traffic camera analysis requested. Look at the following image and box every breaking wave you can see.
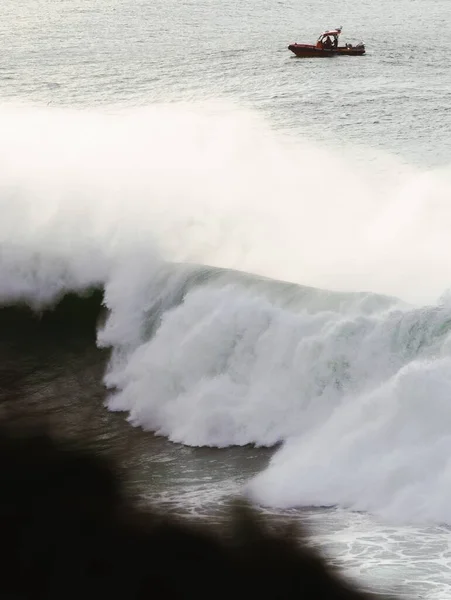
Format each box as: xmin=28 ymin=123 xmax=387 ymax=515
xmin=2 ymin=101 xmax=451 ymax=524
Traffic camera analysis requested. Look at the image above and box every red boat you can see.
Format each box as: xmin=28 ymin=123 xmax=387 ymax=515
xmin=288 ymin=27 xmax=365 ymax=57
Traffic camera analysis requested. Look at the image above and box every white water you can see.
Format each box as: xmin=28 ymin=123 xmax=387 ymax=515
xmin=100 ymin=271 xmax=451 ymax=523
xmin=249 ymin=353 xmax=451 ymax=523
xmin=2 ymin=103 xmax=451 ymax=524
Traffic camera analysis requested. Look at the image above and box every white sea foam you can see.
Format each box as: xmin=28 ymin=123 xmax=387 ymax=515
xmin=2 ymin=101 xmax=451 ymax=523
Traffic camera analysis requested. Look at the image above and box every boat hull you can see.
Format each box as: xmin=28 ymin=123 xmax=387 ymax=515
xmin=288 ymin=44 xmax=365 ymax=57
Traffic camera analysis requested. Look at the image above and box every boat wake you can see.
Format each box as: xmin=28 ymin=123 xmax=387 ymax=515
xmin=2 ymin=101 xmax=451 ymax=524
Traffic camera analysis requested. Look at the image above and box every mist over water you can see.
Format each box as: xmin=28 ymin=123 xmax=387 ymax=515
xmin=1 ymin=102 xmax=451 ymax=307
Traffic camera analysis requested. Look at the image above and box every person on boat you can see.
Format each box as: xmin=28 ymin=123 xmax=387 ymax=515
xmin=323 ymin=36 xmax=333 ymax=49
xmin=332 ymin=36 xmax=338 ymax=48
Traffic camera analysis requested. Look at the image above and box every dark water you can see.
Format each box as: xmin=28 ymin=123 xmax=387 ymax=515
xmin=0 ymin=290 xmax=273 ymax=516
xmin=2 ymin=290 xmax=451 ymax=598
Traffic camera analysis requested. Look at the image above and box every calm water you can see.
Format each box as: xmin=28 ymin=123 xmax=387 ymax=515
xmin=2 ymin=0 xmax=451 ymax=164
xmin=2 ymin=1 xmax=451 ymax=598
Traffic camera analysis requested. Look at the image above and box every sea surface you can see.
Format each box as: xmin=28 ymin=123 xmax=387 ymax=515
xmin=2 ymin=0 xmax=451 ymax=597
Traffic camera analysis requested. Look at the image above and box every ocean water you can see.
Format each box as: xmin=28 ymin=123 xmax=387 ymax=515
xmin=2 ymin=0 xmax=451 ymax=597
